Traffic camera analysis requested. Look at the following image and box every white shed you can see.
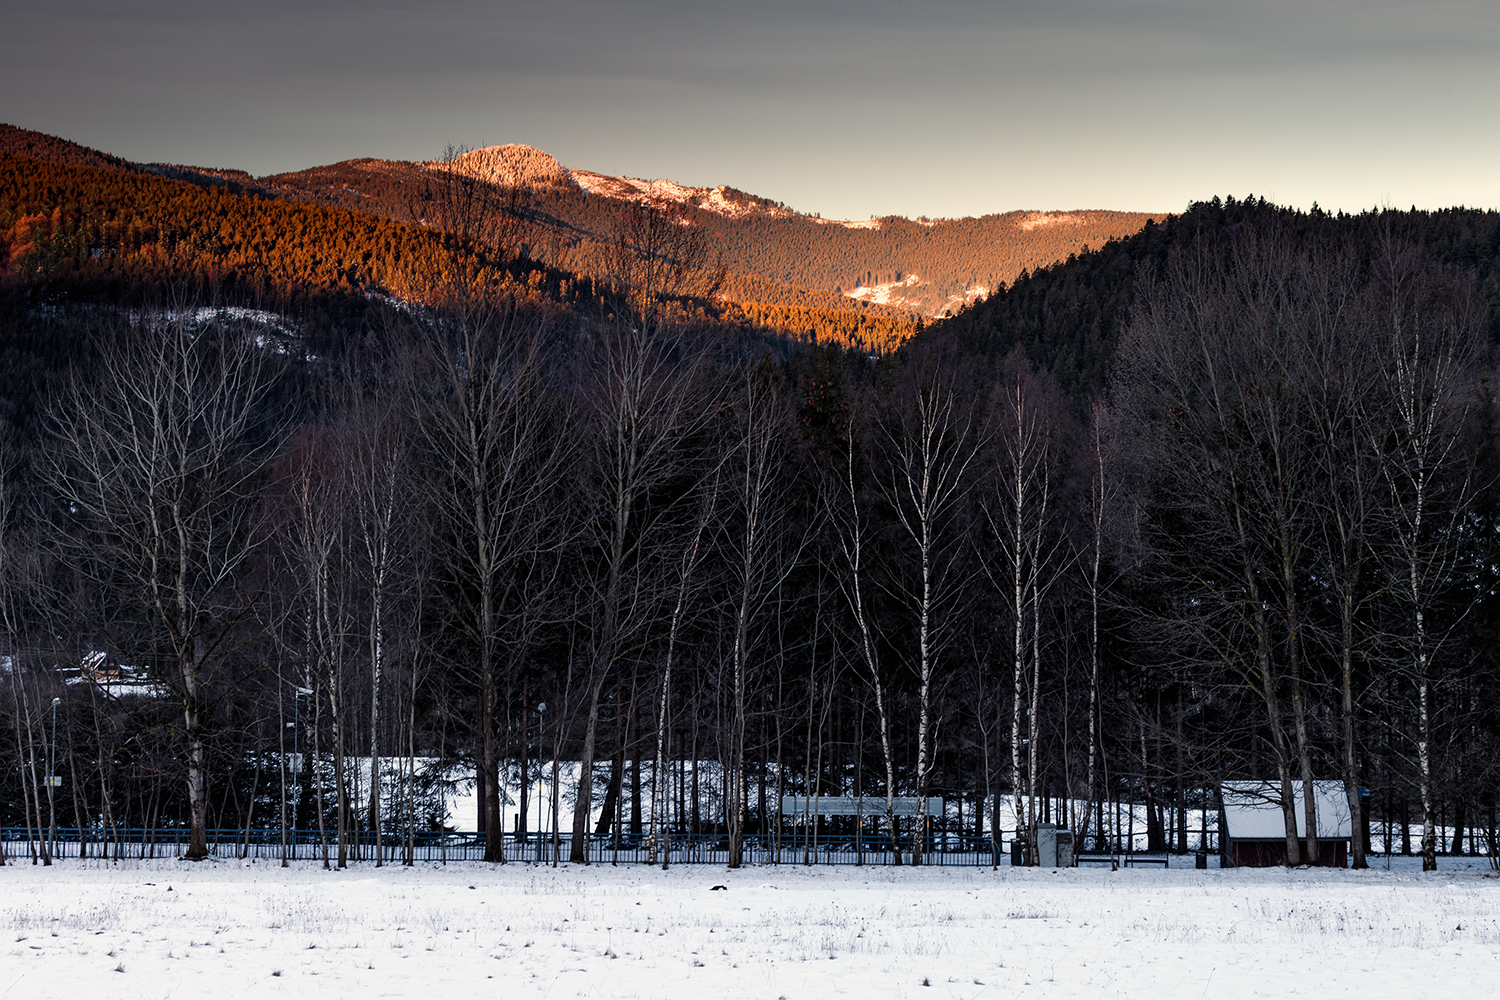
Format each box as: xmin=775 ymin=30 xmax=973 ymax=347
xmin=1219 ymin=780 xmax=1351 ymax=867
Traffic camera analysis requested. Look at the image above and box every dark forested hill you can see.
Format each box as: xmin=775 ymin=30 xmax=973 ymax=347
xmin=917 ymin=196 xmax=1500 ymax=397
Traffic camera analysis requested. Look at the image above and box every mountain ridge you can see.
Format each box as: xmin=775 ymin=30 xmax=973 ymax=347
xmin=0 ymin=123 xmax=1165 ymax=338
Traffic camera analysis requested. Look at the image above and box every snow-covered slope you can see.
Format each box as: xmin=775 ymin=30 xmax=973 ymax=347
xmin=569 ymin=169 xmax=798 ymax=220
xmin=434 ymin=145 xmax=884 ymax=226
xmin=843 ymin=274 xmax=991 ymax=316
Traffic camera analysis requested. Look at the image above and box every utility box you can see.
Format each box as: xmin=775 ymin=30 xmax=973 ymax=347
xmin=1037 ymin=823 xmax=1058 ymax=868
xmin=1055 ymin=829 xmax=1075 ymax=868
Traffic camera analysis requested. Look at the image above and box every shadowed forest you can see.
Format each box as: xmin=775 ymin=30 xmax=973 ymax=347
xmin=2 ymin=131 xmax=1500 ymax=873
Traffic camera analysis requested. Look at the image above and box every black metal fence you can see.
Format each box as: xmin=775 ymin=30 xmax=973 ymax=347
xmin=3 ymin=827 xmax=1017 ymax=866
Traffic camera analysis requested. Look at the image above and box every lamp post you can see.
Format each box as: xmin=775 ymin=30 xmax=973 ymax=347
xmin=537 ymin=702 xmax=546 ymax=863
xmin=291 ymin=686 xmax=312 ymax=841
xmin=47 ymin=696 xmax=60 ymax=857
xmin=281 ymin=718 xmax=295 ymax=865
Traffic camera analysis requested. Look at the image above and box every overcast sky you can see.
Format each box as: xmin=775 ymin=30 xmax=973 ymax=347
xmin=5 ymin=0 xmax=1498 ymax=219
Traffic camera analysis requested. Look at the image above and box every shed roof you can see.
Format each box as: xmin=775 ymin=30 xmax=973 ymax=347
xmin=1220 ymin=780 xmax=1351 ymax=840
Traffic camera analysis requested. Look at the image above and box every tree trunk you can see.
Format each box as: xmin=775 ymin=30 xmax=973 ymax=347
xmin=182 ymin=645 xmax=209 ymax=861
xmin=1342 ymin=634 xmax=1366 ymax=868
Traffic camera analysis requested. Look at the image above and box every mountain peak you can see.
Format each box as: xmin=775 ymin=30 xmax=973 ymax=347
xmin=440 ymin=144 xmax=572 ymax=189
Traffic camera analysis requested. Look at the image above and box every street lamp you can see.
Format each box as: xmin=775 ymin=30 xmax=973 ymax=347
xmin=48 ymin=697 xmax=60 ymax=857
xmin=290 ymin=686 xmax=312 ymax=840
xmin=537 ymin=702 xmax=546 ymax=863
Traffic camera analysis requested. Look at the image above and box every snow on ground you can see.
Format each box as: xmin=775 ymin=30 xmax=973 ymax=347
xmin=2 ymin=857 xmax=1496 ymax=999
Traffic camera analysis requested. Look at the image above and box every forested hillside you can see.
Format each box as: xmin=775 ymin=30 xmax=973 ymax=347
xmin=0 ymin=150 xmax=878 ymax=359
xmin=921 ymin=197 xmax=1500 ymax=395
xmin=3 ymin=124 xmax=1161 ymax=340
xmin=0 ymin=128 xmax=923 ymax=351
xmin=3 ymin=122 xmax=1499 ymax=875
xmin=268 ymin=154 xmax=1161 ymax=318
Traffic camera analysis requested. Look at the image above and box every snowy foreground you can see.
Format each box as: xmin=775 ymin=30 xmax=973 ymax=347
xmin=2 ymin=858 xmax=1496 ymax=999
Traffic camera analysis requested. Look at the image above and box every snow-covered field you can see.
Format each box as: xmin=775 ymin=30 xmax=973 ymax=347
xmin=2 ymin=858 xmax=1496 ymax=999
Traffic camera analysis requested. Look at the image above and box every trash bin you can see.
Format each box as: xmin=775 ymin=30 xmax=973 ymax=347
xmin=1195 ymin=851 xmax=1207 ymax=869
xmin=1056 ymin=829 xmax=1075 ymax=868
xmin=1010 ymin=838 xmax=1027 ymax=867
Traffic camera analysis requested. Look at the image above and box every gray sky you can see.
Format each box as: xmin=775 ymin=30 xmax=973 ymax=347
xmin=5 ymin=0 xmax=1497 ymax=219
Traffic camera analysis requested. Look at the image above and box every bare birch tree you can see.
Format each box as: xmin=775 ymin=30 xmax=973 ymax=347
xmin=878 ymin=363 xmax=981 ymax=863
xmin=44 ymin=318 xmax=280 ymax=860
xmin=1078 ymin=398 xmax=1123 ymax=853
xmin=647 ymin=453 xmax=722 ymax=867
xmin=1368 ymin=237 xmax=1485 ymax=872
xmin=336 ymin=393 xmax=421 ymax=866
xmin=825 ymin=419 xmax=904 ymax=860
xmin=400 ymin=144 xmax=577 ymax=865
xmin=1302 ymin=249 xmax=1381 ymax=870
xmin=985 ymin=354 xmax=1069 ymax=863
xmin=721 ymin=368 xmax=815 ymax=867
xmin=277 ymin=426 xmax=355 ymax=867
xmin=411 ymin=311 xmax=572 ymax=864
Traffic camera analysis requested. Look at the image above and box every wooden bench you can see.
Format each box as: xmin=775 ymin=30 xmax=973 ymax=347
xmin=1122 ymin=853 xmax=1171 ymax=867
xmin=1074 ymin=853 xmax=1172 ymax=868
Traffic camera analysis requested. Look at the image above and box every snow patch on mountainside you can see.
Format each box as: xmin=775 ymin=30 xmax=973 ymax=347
xmin=843 ymin=274 xmax=924 ymax=307
xmin=843 ymin=276 xmax=991 ymax=318
xmin=1018 ymin=211 xmax=1086 ymax=230
xmin=570 ymin=169 xmax=800 ymax=221
xmin=569 ymin=164 xmax=877 ymax=228
xmin=426 ymin=146 xmax=899 ymax=228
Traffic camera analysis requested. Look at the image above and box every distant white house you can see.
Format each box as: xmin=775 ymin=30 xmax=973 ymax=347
xmin=1219 ymin=780 xmax=1352 ymax=867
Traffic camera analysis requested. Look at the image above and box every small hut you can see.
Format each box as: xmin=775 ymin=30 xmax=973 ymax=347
xmin=1219 ymin=780 xmax=1351 ymax=868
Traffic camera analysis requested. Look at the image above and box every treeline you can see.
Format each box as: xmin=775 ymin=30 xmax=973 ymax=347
xmin=3 ymin=197 xmax=1499 ymax=872
xmin=715 ymin=270 xmax=914 ymax=317
xmin=722 ymin=301 xmax=916 ymax=355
